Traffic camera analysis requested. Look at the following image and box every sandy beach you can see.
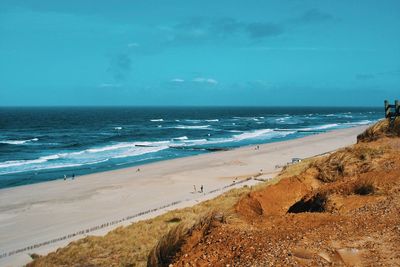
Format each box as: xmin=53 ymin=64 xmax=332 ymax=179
xmin=0 ymin=126 xmax=367 ymax=266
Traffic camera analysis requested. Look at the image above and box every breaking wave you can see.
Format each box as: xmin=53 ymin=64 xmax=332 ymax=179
xmin=0 ymin=138 xmax=39 ymax=145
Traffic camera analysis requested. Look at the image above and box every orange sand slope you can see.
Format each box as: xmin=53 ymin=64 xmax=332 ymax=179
xmin=154 ymin=119 xmax=400 ymax=266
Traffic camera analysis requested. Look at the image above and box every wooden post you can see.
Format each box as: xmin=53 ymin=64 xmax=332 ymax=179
xmin=384 ymin=100 xmax=390 ymax=118
xmin=395 ymin=100 xmax=399 ymax=116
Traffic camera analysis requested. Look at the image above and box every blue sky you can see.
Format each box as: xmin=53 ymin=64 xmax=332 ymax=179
xmin=0 ymin=0 xmax=399 ymax=106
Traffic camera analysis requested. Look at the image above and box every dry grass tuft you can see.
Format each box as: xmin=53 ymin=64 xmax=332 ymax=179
xmin=353 ymin=179 xmax=376 ymax=196
xmin=29 ymin=254 xmax=40 ymax=260
xmin=146 ymin=223 xmax=188 ymax=267
xmin=357 ymin=118 xmax=400 ymax=142
xmin=354 ymin=183 xmax=374 ymax=196
xmin=165 ymin=217 xmax=182 ymax=223
xmin=311 ymin=145 xmax=384 ymax=183
xmin=147 ymin=212 xmax=225 ymax=267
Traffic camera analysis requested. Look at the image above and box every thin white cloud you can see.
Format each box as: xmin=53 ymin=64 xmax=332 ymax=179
xmin=193 ymin=77 xmax=218 ymax=85
xmin=205 ymin=78 xmax=218 ymax=85
xmin=170 ymin=77 xmax=219 ymax=85
xmin=170 ymin=78 xmax=185 ymax=83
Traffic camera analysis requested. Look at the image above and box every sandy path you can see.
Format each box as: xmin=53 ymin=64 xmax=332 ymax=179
xmin=0 ymin=126 xmax=367 ymax=266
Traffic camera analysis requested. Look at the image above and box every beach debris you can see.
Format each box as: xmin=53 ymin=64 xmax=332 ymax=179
xmin=291 ymin=157 xmax=302 ymax=164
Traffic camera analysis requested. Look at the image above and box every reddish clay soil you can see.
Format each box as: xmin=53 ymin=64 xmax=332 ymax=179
xmin=171 ymin=137 xmax=400 ymax=266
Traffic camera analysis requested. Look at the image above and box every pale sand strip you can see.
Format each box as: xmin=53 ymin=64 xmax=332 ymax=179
xmin=0 ymin=126 xmax=367 ymax=266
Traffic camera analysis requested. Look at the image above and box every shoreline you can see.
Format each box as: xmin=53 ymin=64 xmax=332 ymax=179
xmin=0 ymin=125 xmax=366 ymax=192
xmin=0 ymin=125 xmax=368 ymax=266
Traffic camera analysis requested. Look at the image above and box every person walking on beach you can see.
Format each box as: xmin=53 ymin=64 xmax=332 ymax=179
xmin=200 ymin=185 xmax=204 ymax=193
xmin=72 ymin=173 xmax=75 ymax=180
xmin=64 ymin=175 xmax=67 ymax=181
xmin=193 ymin=185 xmax=197 ymax=193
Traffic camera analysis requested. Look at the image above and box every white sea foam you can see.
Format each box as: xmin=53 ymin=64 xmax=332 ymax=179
xmin=205 ymin=119 xmax=219 ymax=122
xmin=312 ymin=123 xmax=339 ymax=130
xmin=112 ymin=146 xmax=168 ymax=159
xmin=0 ymin=138 xmax=38 ymax=145
xmin=175 ymin=125 xmax=211 ymax=129
xmin=275 ymin=116 xmax=304 ymax=125
xmin=279 ymin=120 xmax=371 ymax=133
xmin=226 ymin=129 xmax=295 ymax=143
xmin=150 ymin=119 xmax=164 ymax=122
xmin=341 ymin=115 xmax=353 ymax=118
xmin=85 ymin=141 xmax=169 ymax=153
xmin=232 ymin=129 xmax=274 ymax=141
xmin=275 ymin=116 xmax=291 ymax=122
xmin=0 ymin=159 xmax=112 ymax=175
xmin=0 ymin=154 xmax=60 ymax=168
xmin=0 ymin=140 xmax=171 ymax=174
xmin=85 ymin=143 xmax=136 ymax=153
xmin=114 ymin=127 xmax=123 ymax=130
xmin=187 ymin=138 xmax=208 ymax=143
xmin=173 ymin=136 xmax=189 ymax=140
xmin=232 ymin=116 xmax=263 ymax=121
xmin=178 ymin=129 xmax=294 ymax=147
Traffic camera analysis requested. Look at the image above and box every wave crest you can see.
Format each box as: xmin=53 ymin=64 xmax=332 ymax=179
xmin=0 ymin=138 xmax=38 ymax=145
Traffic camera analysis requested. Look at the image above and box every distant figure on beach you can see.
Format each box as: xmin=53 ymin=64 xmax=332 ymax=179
xmin=200 ymin=185 xmax=204 ymax=193
xmin=72 ymin=173 xmax=75 ymax=180
xmin=136 ymin=168 xmax=140 ymax=172
xmin=63 ymin=175 xmax=67 ymax=181
xmin=259 ymin=169 xmax=263 ymax=175
xmin=257 ymin=145 xmax=260 ymax=150
xmin=193 ymin=185 xmax=197 ymax=193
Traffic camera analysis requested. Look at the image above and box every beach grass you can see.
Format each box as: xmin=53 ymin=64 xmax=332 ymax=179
xmin=28 ymin=159 xmax=312 ymax=267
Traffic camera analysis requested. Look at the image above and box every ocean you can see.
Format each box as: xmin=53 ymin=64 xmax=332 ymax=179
xmin=0 ymin=107 xmax=382 ymax=189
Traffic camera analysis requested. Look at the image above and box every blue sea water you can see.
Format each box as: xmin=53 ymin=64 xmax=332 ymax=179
xmin=0 ymin=107 xmax=382 ymax=189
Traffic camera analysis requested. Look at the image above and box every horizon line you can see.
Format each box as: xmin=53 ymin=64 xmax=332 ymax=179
xmin=0 ymin=105 xmax=383 ymax=109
